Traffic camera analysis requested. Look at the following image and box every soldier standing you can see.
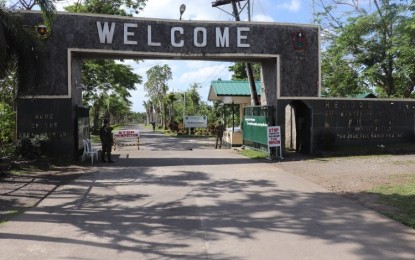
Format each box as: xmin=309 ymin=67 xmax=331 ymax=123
xmin=215 ymin=121 xmax=224 ymax=149
xmin=99 ymin=119 xmax=114 ymax=163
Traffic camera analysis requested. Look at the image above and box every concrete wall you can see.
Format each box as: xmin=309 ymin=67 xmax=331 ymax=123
xmin=277 ymin=99 xmax=415 ymax=154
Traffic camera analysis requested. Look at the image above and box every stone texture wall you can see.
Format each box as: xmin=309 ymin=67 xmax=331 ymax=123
xmin=277 ymin=99 xmax=415 ymax=154
xmin=17 ymin=11 xmax=320 ymax=156
xmin=20 ymin=12 xmax=320 ymax=97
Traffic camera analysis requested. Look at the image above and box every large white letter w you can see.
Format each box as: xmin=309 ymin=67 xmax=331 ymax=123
xmin=97 ymin=22 xmax=116 ymax=44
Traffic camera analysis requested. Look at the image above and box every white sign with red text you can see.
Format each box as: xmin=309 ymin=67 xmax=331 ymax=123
xmin=267 ymin=126 xmax=281 ymax=147
xmin=113 ymin=130 xmax=140 ymax=138
xmin=267 ymin=126 xmax=283 ymax=159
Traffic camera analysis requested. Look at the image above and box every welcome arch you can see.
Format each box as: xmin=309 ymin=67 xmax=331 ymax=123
xmin=17 ymin=11 xmax=320 ymax=157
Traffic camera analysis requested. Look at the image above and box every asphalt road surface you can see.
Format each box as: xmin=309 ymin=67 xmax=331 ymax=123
xmin=1 ymin=125 xmax=415 ymax=259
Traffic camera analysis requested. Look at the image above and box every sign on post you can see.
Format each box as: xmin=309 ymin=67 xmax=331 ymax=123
xmin=267 ymin=126 xmax=283 ymax=159
xmin=184 ymin=116 xmax=208 ymax=128
xmin=113 ymin=130 xmax=140 ymax=150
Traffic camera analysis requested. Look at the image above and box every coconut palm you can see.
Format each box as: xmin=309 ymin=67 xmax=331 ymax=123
xmin=0 ymin=0 xmax=55 ymax=79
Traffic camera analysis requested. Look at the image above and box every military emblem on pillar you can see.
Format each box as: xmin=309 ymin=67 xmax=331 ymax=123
xmin=292 ymin=31 xmax=307 ymax=51
xmin=34 ymin=23 xmax=51 ymax=39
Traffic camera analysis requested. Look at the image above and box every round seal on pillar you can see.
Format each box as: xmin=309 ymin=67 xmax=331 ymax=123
xmin=34 ymin=23 xmax=51 ymax=39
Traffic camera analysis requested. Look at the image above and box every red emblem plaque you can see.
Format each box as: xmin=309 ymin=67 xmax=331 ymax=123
xmin=293 ymin=31 xmax=307 ymax=51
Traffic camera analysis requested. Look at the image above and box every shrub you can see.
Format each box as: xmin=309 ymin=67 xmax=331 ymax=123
xmin=14 ymin=136 xmax=50 ymax=159
xmin=0 ymin=103 xmax=15 ymax=144
xmin=0 ymin=142 xmax=15 ymax=159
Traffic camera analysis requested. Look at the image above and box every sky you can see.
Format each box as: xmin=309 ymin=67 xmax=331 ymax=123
xmin=55 ymin=0 xmax=315 ymax=112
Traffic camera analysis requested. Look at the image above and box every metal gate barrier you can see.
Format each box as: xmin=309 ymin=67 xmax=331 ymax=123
xmin=113 ymin=130 xmax=140 ymax=150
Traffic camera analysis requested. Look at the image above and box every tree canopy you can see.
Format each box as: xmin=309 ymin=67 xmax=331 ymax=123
xmin=64 ymin=0 xmax=146 ymax=16
xmin=144 ymin=64 xmax=172 ymax=128
xmin=317 ymin=0 xmax=415 ymax=98
xmin=228 ymin=62 xmax=261 ymax=81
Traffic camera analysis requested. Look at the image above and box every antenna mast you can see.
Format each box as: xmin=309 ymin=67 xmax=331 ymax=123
xmin=212 ymin=0 xmax=260 ymax=106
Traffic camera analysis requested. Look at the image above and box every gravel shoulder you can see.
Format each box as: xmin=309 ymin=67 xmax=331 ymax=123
xmin=273 ymin=153 xmax=415 ymax=213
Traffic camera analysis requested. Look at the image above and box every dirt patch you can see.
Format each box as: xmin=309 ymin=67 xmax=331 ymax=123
xmin=0 ymin=164 xmax=94 ymax=223
xmin=273 ymin=153 xmax=415 ymax=213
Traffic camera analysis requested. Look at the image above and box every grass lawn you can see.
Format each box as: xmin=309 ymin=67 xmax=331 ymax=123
xmin=370 ymin=175 xmax=415 ymax=229
xmin=238 ymin=148 xmax=268 ymax=159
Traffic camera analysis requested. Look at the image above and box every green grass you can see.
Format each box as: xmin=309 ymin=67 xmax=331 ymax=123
xmin=8 ymin=166 xmax=41 ymax=175
xmin=0 ymin=210 xmax=20 ymax=224
xmin=90 ymin=134 xmax=100 ymax=144
xmin=238 ymin=148 xmax=269 ymax=159
xmin=111 ymin=124 xmax=122 ymax=131
xmin=370 ymin=175 xmax=415 ymax=229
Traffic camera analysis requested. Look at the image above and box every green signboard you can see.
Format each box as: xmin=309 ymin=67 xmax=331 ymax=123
xmin=242 ymin=106 xmax=274 ymax=150
xmin=242 ymin=116 xmax=271 ymax=145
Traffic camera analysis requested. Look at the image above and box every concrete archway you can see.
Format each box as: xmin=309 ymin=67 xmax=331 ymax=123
xmin=284 ymin=100 xmax=312 ymax=154
xmin=17 ymin=11 xmax=320 ymax=157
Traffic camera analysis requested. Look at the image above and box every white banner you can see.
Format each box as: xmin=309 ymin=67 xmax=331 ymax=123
xmin=184 ymin=116 xmax=207 ymax=128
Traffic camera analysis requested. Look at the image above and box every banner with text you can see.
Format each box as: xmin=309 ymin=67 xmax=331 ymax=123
xmin=184 ymin=116 xmax=207 ymax=128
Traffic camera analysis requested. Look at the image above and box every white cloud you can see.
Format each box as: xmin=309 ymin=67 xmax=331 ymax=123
xmin=252 ymin=14 xmax=275 ymax=22
xmin=276 ymin=0 xmax=301 ymax=12
xmin=55 ymin=0 xmax=77 ymax=11
xmin=179 ymin=63 xmax=230 ymax=85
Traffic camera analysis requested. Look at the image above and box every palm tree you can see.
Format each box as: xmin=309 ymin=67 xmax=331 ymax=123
xmin=143 ymin=100 xmax=153 ymax=125
xmin=0 ymin=1 xmax=56 ymax=79
xmin=166 ymin=92 xmax=177 ymax=127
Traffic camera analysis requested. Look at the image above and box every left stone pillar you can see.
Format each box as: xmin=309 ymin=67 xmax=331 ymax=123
xmin=16 ymin=12 xmax=81 ymax=158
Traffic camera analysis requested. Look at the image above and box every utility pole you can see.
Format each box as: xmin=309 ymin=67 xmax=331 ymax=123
xmin=212 ymin=0 xmax=260 ymax=106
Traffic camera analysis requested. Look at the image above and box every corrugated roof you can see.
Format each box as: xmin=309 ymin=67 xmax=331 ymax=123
xmin=211 ymin=80 xmax=262 ymax=96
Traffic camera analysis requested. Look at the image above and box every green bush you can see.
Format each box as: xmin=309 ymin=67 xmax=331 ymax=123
xmin=0 ymin=103 xmax=15 ymax=144
xmin=14 ymin=136 xmax=49 ymax=159
xmin=0 ymin=142 xmax=15 ymax=159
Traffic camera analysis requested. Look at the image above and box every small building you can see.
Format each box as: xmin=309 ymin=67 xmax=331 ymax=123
xmin=208 ymin=80 xmax=262 ymax=105
xmin=208 ymin=80 xmax=262 ymax=147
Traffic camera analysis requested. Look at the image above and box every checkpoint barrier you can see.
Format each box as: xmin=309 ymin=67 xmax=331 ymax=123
xmin=113 ymin=130 xmax=140 ymax=150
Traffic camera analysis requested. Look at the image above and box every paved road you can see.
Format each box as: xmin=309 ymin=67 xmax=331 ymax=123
xmin=1 ymin=125 xmax=415 ymax=259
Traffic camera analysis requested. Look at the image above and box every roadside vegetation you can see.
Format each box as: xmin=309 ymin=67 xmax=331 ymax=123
xmin=370 ymin=175 xmax=415 ymax=229
xmin=238 ymin=148 xmax=268 ymax=159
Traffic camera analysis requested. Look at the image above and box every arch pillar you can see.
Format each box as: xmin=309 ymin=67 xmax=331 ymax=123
xmin=260 ymin=59 xmax=278 ymax=108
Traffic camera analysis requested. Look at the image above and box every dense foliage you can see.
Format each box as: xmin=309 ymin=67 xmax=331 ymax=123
xmin=81 ymin=60 xmax=141 ymax=132
xmin=317 ymin=0 xmax=415 ymax=98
